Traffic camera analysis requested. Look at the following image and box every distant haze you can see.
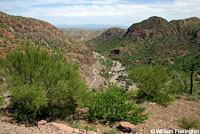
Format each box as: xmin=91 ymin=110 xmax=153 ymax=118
xmin=57 ymin=24 xmax=129 ymax=30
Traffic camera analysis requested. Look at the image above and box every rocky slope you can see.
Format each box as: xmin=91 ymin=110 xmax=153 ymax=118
xmin=0 ymin=11 xmax=95 ymax=82
xmin=0 ymin=11 xmax=94 ymax=65
xmin=88 ymin=16 xmax=200 ymax=66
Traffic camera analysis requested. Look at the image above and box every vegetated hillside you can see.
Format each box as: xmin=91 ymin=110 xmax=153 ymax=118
xmin=88 ymin=16 xmax=200 ymax=66
xmin=63 ymin=28 xmax=105 ymax=43
xmin=87 ymin=27 xmax=126 ymax=56
xmin=0 ymin=11 xmax=94 ymax=66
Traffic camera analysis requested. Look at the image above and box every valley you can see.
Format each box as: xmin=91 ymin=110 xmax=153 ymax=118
xmin=0 ymin=11 xmax=200 ymax=134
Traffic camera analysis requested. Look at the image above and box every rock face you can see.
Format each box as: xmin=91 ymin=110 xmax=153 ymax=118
xmin=118 ymin=121 xmax=135 ymax=133
xmin=125 ymin=16 xmax=200 ymax=41
xmin=125 ymin=16 xmax=174 ymax=40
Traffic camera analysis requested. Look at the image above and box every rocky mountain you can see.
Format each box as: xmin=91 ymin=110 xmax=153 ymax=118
xmin=125 ymin=16 xmax=175 ymax=40
xmin=0 ymin=11 xmax=96 ymax=87
xmin=88 ymin=16 xmax=200 ymax=66
xmin=0 ymin=11 xmax=94 ymax=65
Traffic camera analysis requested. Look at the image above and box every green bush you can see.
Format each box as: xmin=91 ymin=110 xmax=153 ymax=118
xmin=11 ymin=85 xmax=48 ymax=122
xmin=89 ymin=85 xmax=148 ymax=124
xmin=129 ymin=65 xmax=173 ymax=106
xmin=179 ymin=118 xmax=199 ymax=129
xmin=1 ymin=45 xmax=89 ymax=122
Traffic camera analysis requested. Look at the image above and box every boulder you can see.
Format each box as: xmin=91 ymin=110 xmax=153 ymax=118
xmin=47 ymin=122 xmax=77 ymax=133
xmin=118 ymin=121 xmax=135 ymax=133
xmin=37 ymin=120 xmax=47 ymax=126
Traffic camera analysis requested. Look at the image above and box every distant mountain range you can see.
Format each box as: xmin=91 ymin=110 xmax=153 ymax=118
xmin=56 ymin=24 xmax=129 ymax=30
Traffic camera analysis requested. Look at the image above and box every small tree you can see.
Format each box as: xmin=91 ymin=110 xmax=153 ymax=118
xmin=129 ymin=65 xmax=172 ymax=106
xmin=176 ymin=54 xmax=200 ymax=94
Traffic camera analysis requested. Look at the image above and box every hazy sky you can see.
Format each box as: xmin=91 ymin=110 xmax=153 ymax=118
xmin=0 ymin=0 xmax=200 ymax=26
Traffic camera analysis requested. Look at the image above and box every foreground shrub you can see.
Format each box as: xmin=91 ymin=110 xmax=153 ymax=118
xmin=1 ymin=45 xmax=89 ymax=122
xmin=129 ymin=66 xmax=173 ymax=106
xmin=89 ymin=86 xmax=148 ymax=124
xmin=11 ymin=85 xmax=47 ymax=122
xmin=179 ymin=118 xmax=199 ymax=129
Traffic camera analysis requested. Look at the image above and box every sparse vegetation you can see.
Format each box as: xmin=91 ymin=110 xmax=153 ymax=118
xmin=179 ymin=118 xmax=199 ymax=129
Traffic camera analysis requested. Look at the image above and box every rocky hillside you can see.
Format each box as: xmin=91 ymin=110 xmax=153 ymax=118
xmin=88 ymin=16 xmax=200 ymax=66
xmin=0 ymin=11 xmax=96 ymax=88
xmin=0 ymin=11 xmax=94 ymax=65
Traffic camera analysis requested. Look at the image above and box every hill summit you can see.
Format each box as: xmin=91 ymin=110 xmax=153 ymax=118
xmin=88 ymin=16 xmax=200 ymax=66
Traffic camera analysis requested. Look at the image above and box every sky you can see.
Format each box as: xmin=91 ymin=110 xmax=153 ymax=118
xmin=0 ymin=0 xmax=200 ymax=26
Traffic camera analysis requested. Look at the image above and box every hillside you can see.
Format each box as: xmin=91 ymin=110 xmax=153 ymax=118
xmin=87 ymin=27 xmax=126 ymax=56
xmin=88 ymin=16 xmax=200 ymax=66
xmin=0 ymin=11 xmax=94 ymax=65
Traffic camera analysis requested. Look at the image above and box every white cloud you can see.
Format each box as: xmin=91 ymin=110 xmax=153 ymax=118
xmin=0 ymin=0 xmax=200 ymax=25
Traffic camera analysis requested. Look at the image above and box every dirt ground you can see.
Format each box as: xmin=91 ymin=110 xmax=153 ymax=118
xmin=0 ymin=96 xmax=199 ymax=134
xmin=134 ymin=96 xmax=200 ymax=133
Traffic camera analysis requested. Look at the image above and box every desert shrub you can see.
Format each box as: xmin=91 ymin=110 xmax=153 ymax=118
xmin=89 ymin=85 xmax=148 ymax=124
xmin=1 ymin=45 xmax=88 ymax=122
xmin=129 ymin=65 xmax=173 ymax=106
xmin=179 ymin=118 xmax=199 ymax=129
xmin=11 ymin=85 xmax=48 ymax=122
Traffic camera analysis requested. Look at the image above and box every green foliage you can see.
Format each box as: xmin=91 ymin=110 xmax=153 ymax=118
xmin=89 ymin=85 xmax=148 ymax=124
xmin=100 ymin=69 xmax=110 ymax=80
xmin=168 ymin=71 xmax=189 ymax=94
xmin=70 ymin=122 xmax=81 ymax=129
xmin=99 ymin=58 xmax=113 ymax=68
xmin=83 ymin=125 xmax=97 ymax=132
xmin=70 ymin=122 xmax=97 ymax=132
xmin=1 ymin=45 xmax=89 ymax=122
xmin=175 ymin=53 xmax=200 ymax=73
xmin=129 ymin=65 xmax=173 ymax=106
xmin=11 ymin=85 xmax=48 ymax=122
xmin=179 ymin=118 xmax=199 ymax=129
xmin=185 ymin=96 xmax=198 ymax=102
